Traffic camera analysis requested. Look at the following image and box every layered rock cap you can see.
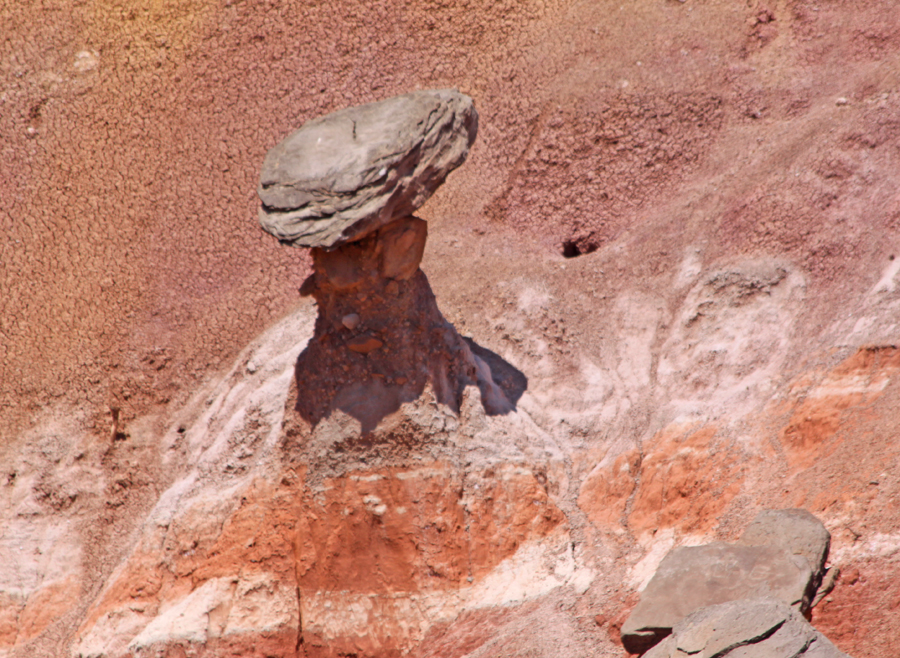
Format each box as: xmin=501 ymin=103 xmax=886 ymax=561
xmin=258 ymin=88 xmax=478 ymax=248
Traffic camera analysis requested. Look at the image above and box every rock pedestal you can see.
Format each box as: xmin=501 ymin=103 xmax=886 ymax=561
xmin=257 ymin=90 xmax=510 ymax=432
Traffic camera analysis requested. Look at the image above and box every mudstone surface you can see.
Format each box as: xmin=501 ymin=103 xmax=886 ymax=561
xmin=3 ymin=1 xmax=900 ymax=657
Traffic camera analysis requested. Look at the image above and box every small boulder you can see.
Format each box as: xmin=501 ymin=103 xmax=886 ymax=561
xmin=643 ymin=598 xmax=850 ymax=658
xmin=621 ymin=543 xmax=814 ymax=654
xmin=738 ymin=508 xmax=831 ymax=578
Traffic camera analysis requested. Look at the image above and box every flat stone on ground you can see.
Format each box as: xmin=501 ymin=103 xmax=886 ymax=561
xmin=621 ymin=542 xmax=814 ymax=654
xmin=644 ymin=599 xmax=851 ymax=658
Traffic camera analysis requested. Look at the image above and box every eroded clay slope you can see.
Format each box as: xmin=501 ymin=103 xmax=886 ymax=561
xmin=3 ymin=0 xmax=900 ymax=656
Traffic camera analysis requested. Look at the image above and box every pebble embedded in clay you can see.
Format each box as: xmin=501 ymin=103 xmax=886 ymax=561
xmin=347 ymin=335 xmax=383 ymax=354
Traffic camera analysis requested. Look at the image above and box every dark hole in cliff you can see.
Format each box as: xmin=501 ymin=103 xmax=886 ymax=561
xmin=28 ymin=99 xmax=47 ymax=121
xmin=562 ymin=240 xmax=598 ymax=259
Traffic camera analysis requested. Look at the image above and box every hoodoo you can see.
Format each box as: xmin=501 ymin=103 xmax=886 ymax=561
xmin=257 ymin=89 xmax=511 ymax=431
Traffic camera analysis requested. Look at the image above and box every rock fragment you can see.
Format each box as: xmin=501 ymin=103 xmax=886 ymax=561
xmin=738 ymin=508 xmax=831 ymax=577
xmin=620 ymin=508 xmax=837 ymax=655
xmin=644 ymin=599 xmax=850 ymax=658
xmin=379 ymin=216 xmax=428 ymax=280
xmin=621 ymin=542 xmax=814 ymax=654
xmin=347 ymin=335 xmax=383 ymax=354
xmin=258 ymin=89 xmax=477 ymax=248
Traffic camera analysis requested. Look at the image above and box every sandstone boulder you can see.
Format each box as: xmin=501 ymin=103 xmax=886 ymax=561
xmin=621 ymin=542 xmax=814 ymax=654
xmin=738 ymin=508 xmax=831 ymax=577
xmin=643 ymin=599 xmax=850 ymax=658
xmin=258 ymin=89 xmax=477 ymax=248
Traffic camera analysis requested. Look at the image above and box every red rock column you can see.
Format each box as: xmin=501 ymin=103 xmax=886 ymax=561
xmin=292 ymin=216 xmax=496 ymax=432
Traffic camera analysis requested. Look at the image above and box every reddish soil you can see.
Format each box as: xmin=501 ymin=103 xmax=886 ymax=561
xmin=4 ymin=0 xmax=900 ymax=656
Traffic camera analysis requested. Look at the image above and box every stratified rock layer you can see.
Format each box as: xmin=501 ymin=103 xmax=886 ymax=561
xmin=67 ymin=307 xmax=578 ymax=658
xmin=258 ymin=89 xmax=477 ymax=248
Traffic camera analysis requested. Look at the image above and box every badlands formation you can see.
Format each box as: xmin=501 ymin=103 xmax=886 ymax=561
xmin=3 ymin=0 xmax=900 ymax=657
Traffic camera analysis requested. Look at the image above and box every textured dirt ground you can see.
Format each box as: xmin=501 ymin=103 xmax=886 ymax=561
xmin=3 ymin=0 xmax=900 ymax=656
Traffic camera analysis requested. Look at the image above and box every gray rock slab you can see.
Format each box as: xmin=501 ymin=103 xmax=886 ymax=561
xmin=258 ymin=89 xmax=477 ymax=249
xmin=621 ymin=543 xmax=813 ymax=654
xmin=739 ymin=508 xmax=831 ymax=577
xmin=643 ymin=599 xmax=851 ymax=658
